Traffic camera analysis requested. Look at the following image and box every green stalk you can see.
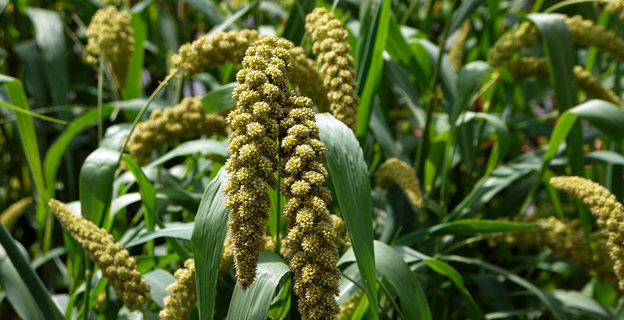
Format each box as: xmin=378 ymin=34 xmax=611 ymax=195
xmin=117 ymin=69 xmax=180 ymax=166
xmin=83 ymin=257 xmax=91 ymax=320
xmin=98 ymin=57 xmax=104 ymax=144
xmin=275 ymin=169 xmax=281 ymax=255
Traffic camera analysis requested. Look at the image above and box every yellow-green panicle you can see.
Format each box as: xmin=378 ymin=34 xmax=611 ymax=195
xmin=449 ymin=22 xmax=470 ymax=72
xmin=125 ymin=97 xmax=226 ymax=165
xmin=159 ymin=259 xmax=196 ymax=320
xmin=306 ymin=7 xmax=359 ymax=132
xmin=85 ymin=5 xmax=134 ymax=89
xmin=550 ymin=176 xmax=624 ymax=289
xmin=170 ymin=30 xmax=259 ymax=77
xmin=504 ymin=57 xmax=622 ymax=107
xmin=280 ymin=95 xmax=341 ymax=319
xmin=376 ymin=158 xmax=424 ymax=208
xmin=48 ymin=199 xmax=151 ymax=310
xmin=500 ymin=216 xmax=615 ymax=283
xmin=224 ymin=36 xmax=292 ymax=289
xmin=0 ymin=197 xmax=33 ymax=233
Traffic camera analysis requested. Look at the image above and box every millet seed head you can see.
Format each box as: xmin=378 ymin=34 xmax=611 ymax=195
xmin=0 ymin=197 xmax=33 ymax=233
xmin=170 ymin=29 xmax=259 ymax=77
xmin=85 ymin=5 xmax=134 ymax=89
xmin=224 ymin=36 xmax=294 ymax=290
xmin=48 ymin=199 xmax=151 ymax=310
xmin=376 ymin=158 xmax=424 ymax=208
xmin=305 ymin=7 xmax=359 ymax=132
xmin=550 ymin=176 xmax=624 ymax=289
xmin=159 ymin=259 xmax=197 ymax=320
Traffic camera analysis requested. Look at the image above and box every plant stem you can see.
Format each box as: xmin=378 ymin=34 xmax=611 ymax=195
xmin=275 ymin=170 xmax=281 ymax=254
xmin=117 ymin=69 xmax=180 ymax=166
xmin=98 ymin=57 xmax=104 ymax=145
xmin=83 ymin=255 xmax=92 ymax=320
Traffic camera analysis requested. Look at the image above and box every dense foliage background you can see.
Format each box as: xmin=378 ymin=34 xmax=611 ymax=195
xmin=1 ymin=0 xmax=624 ymax=319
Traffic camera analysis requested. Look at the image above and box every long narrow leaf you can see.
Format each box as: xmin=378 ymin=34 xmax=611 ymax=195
xmin=191 ymin=168 xmax=230 ymax=320
xmin=316 ymin=113 xmax=379 ymax=319
xmin=227 ymin=252 xmax=290 ymax=320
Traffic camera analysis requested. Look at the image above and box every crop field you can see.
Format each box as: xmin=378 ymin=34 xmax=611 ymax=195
xmin=1 ymin=0 xmax=624 ymax=319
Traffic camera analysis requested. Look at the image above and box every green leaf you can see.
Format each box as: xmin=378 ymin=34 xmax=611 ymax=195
xmin=526 ymin=14 xmax=583 ymax=176
xmin=183 ymin=0 xmax=224 ymax=25
xmin=445 ymin=62 xmax=493 ymax=183
xmin=369 ymin=105 xmax=407 ymax=162
xmin=146 ymin=140 xmax=229 ymax=169
xmin=316 ymin=113 xmax=379 ymax=319
xmin=0 ymin=224 xmax=65 ymax=320
xmin=424 ymin=260 xmax=486 ymax=320
xmin=340 ymin=241 xmax=432 ymax=320
xmin=122 ymin=155 xmax=191 ymax=260
xmin=0 ymin=75 xmax=47 ymax=227
xmin=396 ymin=219 xmax=543 ymax=246
xmin=191 ymin=168 xmax=230 ymax=320
xmin=201 ymin=82 xmax=238 ymax=113
xmin=44 ymin=107 xmax=115 ymax=199
xmin=80 ymin=148 xmax=119 ymax=226
xmin=14 ymin=40 xmax=49 ymax=109
xmin=0 ymin=246 xmax=45 ymax=319
xmin=550 ymin=290 xmax=622 ymax=320
xmin=26 ymin=8 xmax=69 ymax=109
xmin=281 ymin=0 xmax=315 ymax=45
xmin=227 ymin=252 xmax=291 ymax=320
xmin=443 ymin=255 xmax=569 ymax=320
xmin=565 ymin=100 xmax=624 ymax=142
xmin=385 ymin=17 xmax=430 ymax=94
xmin=525 ymin=100 xmax=624 ymax=217
xmin=205 ymin=2 xmax=258 ymax=38
xmin=450 ymin=62 xmax=492 ymax=124
xmin=143 ymin=269 xmax=177 ymax=308
xmin=124 ymin=223 xmax=194 ymax=247
xmin=449 ymin=0 xmax=484 ymax=33
xmin=356 ymin=0 xmax=391 ymax=143
xmin=123 ymin=11 xmax=147 ymax=99
xmin=457 ymin=111 xmax=509 ymax=176
xmin=122 ymin=154 xmax=156 ymax=218
xmin=415 ymin=39 xmax=458 ymax=114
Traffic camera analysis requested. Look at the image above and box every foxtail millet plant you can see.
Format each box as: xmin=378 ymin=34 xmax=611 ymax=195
xmin=85 ymin=5 xmax=134 ymax=89
xmin=488 ymin=15 xmax=624 ymax=67
xmin=280 ymin=94 xmax=341 ymax=319
xmin=449 ymin=22 xmax=471 ymax=72
xmin=503 ymin=57 xmax=623 ymax=107
xmin=550 ymin=176 xmax=624 ymax=289
xmin=159 ymin=259 xmax=196 ymax=320
xmin=0 ymin=197 xmax=33 ymax=233
xmin=125 ymin=97 xmax=227 ymax=165
xmin=48 ymin=199 xmax=151 ymax=310
xmin=306 ymin=7 xmax=360 ymax=132
xmin=223 ymin=36 xmax=292 ymax=289
xmin=606 ymin=0 xmax=624 ymax=20
xmin=376 ymin=158 xmax=425 ymax=208
xmin=170 ymin=29 xmax=259 ymax=77
xmin=498 ymin=216 xmax=615 ymax=283
xmin=219 ymin=232 xmax=276 ymax=278
xmin=224 ymin=34 xmax=342 ymax=318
